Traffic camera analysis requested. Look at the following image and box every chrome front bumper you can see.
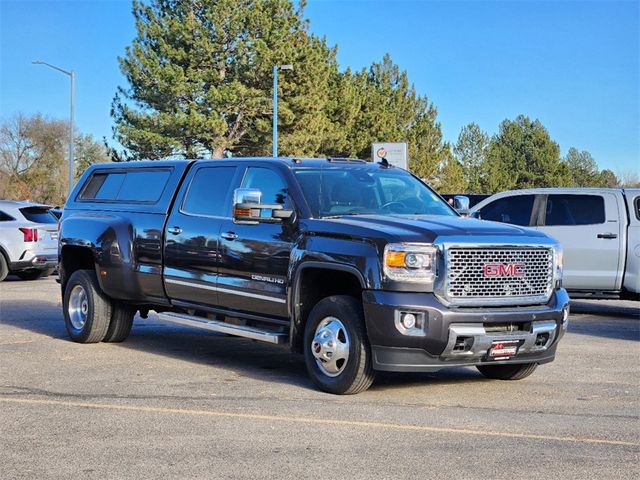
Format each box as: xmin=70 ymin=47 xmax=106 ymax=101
xmin=441 ymin=320 xmax=558 ymax=360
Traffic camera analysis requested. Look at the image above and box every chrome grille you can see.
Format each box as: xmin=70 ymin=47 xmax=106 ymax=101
xmin=445 ymin=247 xmax=553 ymax=304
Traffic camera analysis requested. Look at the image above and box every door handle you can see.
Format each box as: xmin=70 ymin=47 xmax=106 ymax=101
xmin=168 ymin=226 xmax=183 ymax=235
xmin=597 ymin=233 xmax=618 ymax=239
xmin=221 ymin=232 xmax=238 ymax=241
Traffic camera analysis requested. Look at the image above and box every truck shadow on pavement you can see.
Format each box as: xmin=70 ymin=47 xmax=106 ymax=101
xmin=1 ymin=299 xmax=495 ymax=393
xmin=567 ymin=316 xmax=640 ymax=342
xmin=570 ymin=300 xmax=640 ymax=319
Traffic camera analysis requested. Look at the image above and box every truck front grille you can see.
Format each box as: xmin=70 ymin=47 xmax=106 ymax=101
xmin=445 ymin=247 xmax=554 ymax=305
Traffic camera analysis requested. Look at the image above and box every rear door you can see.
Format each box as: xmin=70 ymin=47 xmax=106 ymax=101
xmin=538 ymin=193 xmax=623 ymax=291
xmin=163 ymin=163 xmax=239 ymax=307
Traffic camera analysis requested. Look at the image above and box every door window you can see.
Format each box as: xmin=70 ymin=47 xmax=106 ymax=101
xmin=480 ymin=195 xmax=535 ymax=226
xmin=544 ymin=195 xmax=605 ymax=226
xmin=182 ymin=166 xmax=237 ymax=217
xmin=241 ymin=167 xmax=290 ymax=207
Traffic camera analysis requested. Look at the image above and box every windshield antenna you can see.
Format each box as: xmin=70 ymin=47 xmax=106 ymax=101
xmin=378 ymin=157 xmax=390 ymax=167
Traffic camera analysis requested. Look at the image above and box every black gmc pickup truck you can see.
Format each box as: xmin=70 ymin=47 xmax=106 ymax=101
xmin=59 ymin=157 xmax=569 ymax=394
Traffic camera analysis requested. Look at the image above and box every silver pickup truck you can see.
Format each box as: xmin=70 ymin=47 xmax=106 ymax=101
xmin=468 ymin=188 xmax=640 ymax=300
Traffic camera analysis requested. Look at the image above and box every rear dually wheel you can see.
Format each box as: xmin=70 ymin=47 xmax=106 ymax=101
xmin=63 ymin=270 xmax=112 ymax=343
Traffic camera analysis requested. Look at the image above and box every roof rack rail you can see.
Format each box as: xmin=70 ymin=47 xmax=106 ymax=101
xmin=326 ymin=157 xmax=367 ymax=163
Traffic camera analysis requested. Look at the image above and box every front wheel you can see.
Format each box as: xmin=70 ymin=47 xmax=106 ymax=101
xmin=476 ymin=362 xmax=538 ymax=380
xmin=63 ymin=270 xmax=112 ymax=343
xmin=303 ymin=295 xmax=375 ymax=395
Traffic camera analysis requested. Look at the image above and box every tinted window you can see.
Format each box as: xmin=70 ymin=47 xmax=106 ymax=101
xmin=544 ymin=194 xmax=605 ymax=226
xmin=95 ymin=173 xmax=125 ymax=200
xmin=634 ymin=196 xmax=640 ymax=221
xmin=116 ymin=171 xmax=170 ymax=202
xmin=481 ymin=195 xmax=535 ymax=226
xmin=0 ymin=210 xmax=15 ymax=221
xmin=182 ymin=166 xmax=237 ymax=217
xmin=241 ymin=167 xmax=290 ymax=206
xmin=19 ymin=207 xmax=58 ymax=224
xmin=80 ymin=169 xmax=171 ymax=203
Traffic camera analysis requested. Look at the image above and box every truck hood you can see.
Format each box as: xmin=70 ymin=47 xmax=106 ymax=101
xmin=309 ymin=214 xmax=550 ymax=244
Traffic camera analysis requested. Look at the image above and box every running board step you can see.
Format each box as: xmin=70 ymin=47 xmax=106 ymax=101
xmin=156 ymin=312 xmax=288 ymax=345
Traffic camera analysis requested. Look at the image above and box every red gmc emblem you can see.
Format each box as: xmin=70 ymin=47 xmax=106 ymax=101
xmin=483 ymin=263 xmax=525 ymax=277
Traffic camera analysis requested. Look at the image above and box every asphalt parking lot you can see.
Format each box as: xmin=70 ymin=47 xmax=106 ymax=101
xmin=1 ymin=276 xmax=638 ymax=479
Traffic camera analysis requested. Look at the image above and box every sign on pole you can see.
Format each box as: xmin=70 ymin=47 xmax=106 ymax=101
xmin=371 ymin=142 xmax=408 ymax=170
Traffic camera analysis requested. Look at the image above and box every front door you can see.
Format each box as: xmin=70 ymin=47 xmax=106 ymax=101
xmin=537 ymin=193 xmax=623 ymax=291
xmin=163 ymin=164 xmax=239 ymax=306
xmin=217 ymin=166 xmax=297 ymax=318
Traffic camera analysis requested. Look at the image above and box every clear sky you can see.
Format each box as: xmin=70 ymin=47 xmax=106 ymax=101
xmin=1 ymin=0 xmax=638 ymax=173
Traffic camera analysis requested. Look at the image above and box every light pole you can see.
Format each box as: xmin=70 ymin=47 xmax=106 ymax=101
xmin=32 ymin=60 xmax=75 ymax=196
xmin=273 ymin=64 xmax=293 ymax=157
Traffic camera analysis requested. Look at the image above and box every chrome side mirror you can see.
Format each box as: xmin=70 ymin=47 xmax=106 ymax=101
xmin=232 ymin=188 xmax=294 ymax=224
xmin=234 ymin=188 xmax=262 ymax=205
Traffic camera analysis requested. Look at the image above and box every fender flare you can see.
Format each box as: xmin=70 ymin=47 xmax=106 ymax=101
xmin=289 ymin=260 xmax=366 ymax=352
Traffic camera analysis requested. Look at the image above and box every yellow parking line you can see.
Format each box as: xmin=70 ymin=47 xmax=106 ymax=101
xmin=1 ymin=397 xmax=637 ymax=447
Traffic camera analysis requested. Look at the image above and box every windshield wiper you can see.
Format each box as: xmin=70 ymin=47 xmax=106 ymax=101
xmin=321 ymin=212 xmax=376 ymax=218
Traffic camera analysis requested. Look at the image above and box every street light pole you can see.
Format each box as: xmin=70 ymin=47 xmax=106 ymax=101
xmin=273 ymin=64 xmax=293 ymax=158
xmin=32 ymin=60 xmax=75 ymax=197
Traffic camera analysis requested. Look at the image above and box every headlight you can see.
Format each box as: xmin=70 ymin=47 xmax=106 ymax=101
xmin=383 ymin=243 xmax=437 ymax=282
xmin=554 ymin=245 xmax=564 ymax=284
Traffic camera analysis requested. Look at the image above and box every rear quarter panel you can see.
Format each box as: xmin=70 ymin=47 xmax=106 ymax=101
xmin=60 ymin=211 xmax=169 ymax=303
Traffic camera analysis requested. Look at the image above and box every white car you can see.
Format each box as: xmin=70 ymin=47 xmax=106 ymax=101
xmin=0 ymin=200 xmax=59 ymax=281
xmin=469 ymin=188 xmax=640 ymax=300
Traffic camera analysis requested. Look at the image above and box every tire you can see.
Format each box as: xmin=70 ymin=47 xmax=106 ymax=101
xmin=103 ymin=304 xmax=135 ymax=343
xmin=15 ymin=268 xmax=50 ymax=281
xmin=0 ymin=253 xmax=8 ymax=282
xmin=63 ymin=269 xmax=112 ymax=343
xmin=476 ymin=362 xmax=538 ymax=380
xmin=303 ymin=295 xmax=375 ymax=394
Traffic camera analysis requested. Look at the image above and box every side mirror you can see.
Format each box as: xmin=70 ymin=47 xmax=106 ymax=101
xmin=233 ymin=188 xmax=294 ymax=224
xmin=470 ymin=209 xmax=481 ymax=220
xmin=453 ymin=195 xmax=470 ymax=211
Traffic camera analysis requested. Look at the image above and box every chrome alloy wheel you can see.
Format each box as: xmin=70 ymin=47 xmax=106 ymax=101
xmin=68 ymin=284 xmax=89 ymax=330
xmin=311 ymin=317 xmax=350 ymax=377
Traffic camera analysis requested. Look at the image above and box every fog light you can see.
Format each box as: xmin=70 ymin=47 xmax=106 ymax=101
xmin=395 ymin=311 xmax=426 ymax=336
xmin=401 ymin=313 xmax=416 ymax=329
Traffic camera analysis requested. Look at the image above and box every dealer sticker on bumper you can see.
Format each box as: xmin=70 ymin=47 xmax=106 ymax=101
xmin=488 ymin=341 xmax=519 ymax=359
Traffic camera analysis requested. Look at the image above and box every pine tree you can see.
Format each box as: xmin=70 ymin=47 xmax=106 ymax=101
xmin=454 ymin=123 xmax=489 ymax=193
xmin=113 ymin=0 xmax=336 ymax=159
xmin=483 ymin=115 xmax=570 ymax=192
xmin=325 ymin=54 xmax=451 ymax=181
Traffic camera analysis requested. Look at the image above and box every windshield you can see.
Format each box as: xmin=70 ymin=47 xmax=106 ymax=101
xmin=294 ymin=167 xmax=456 ymax=218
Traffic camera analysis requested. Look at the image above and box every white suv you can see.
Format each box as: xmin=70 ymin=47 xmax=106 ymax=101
xmin=0 ymin=200 xmax=59 ymax=281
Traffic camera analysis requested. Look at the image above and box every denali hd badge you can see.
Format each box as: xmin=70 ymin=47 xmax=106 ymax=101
xmin=483 ymin=263 xmax=525 ymax=277
xmin=251 ymin=274 xmax=285 ymax=285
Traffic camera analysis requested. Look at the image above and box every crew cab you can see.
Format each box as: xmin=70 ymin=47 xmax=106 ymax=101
xmin=470 ymin=188 xmax=640 ymax=300
xmin=59 ymin=158 xmax=569 ymax=394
